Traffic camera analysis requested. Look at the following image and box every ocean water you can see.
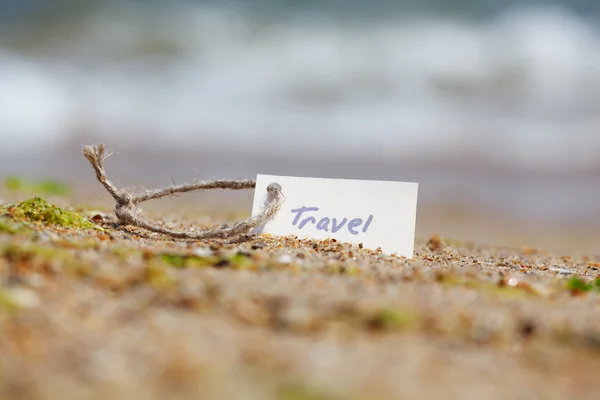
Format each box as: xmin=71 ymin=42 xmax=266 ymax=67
xmin=1 ymin=1 xmax=600 ymax=171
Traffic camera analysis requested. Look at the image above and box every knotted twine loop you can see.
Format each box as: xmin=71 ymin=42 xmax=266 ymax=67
xmin=83 ymin=144 xmax=283 ymax=240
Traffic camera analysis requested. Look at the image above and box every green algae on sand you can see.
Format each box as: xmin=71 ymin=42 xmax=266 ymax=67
xmin=566 ymin=276 xmax=600 ymax=295
xmin=0 ymin=216 xmax=30 ymax=235
xmin=4 ymin=176 xmax=70 ymax=196
xmin=277 ymin=382 xmax=340 ymax=400
xmin=2 ymin=197 xmax=95 ymax=230
xmin=159 ymin=251 xmax=254 ymax=270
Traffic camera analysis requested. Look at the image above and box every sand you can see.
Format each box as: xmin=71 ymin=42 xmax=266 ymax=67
xmin=1 ymin=194 xmax=600 ymax=400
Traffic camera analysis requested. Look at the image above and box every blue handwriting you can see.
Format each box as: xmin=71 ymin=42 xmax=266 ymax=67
xmin=290 ymin=206 xmax=373 ymax=235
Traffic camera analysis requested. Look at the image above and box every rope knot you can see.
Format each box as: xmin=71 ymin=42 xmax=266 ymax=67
xmin=83 ymin=144 xmax=282 ymax=241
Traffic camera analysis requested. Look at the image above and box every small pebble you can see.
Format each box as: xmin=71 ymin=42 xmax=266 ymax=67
xmin=277 ymin=254 xmax=293 ymax=264
xmin=550 ymin=267 xmax=572 ymax=275
xmin=507 ymin=277 xmax=519 ymax=287
xmin=193 ymin=248 xmax=213 ymax=257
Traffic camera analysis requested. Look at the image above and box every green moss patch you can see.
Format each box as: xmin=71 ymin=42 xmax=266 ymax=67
xmin=276 ymin=382 xmax=339 ymax=400
xmin=437 ymin=274 xmax=535 ymax=298
xmin=566 ymin=277 xmax=600 ymax=294
xmin=160 ymin=253 xmax=216 ymax=268
xmin=1 ymin=243 xmax=75 ymax=264
xmin=0 ymin=290 xmax=20 ymax=313
xmin=0 ymin=203 xmax=14 ymax=215
xmin=365 ymin=308 xmax=417 ymax=331
xmin=5 ymin=197 xmax=95 ymax=229
xmin=4 ymin=176 xmax=70 ymax=196
xmin=145 ymin=263 xmax=174 ymax=287
xmin=159 ymin=251 xmax=254 ymax=270
xmin=0 ymin=216 xmax=30 ymax=235
xmin=325 ymin=264 xmax=360 ymax=275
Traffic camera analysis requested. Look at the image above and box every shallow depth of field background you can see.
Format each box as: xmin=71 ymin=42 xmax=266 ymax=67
xmin=1 ymin=0 xmax=599 ymax=249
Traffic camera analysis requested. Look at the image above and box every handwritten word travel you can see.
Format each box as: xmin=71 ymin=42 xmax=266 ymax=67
xmin=290 ymin=206 xmax=374 ymax=235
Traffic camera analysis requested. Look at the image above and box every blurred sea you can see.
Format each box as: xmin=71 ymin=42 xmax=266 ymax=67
xmin=1 ymin=0 xmax=600 ymax=228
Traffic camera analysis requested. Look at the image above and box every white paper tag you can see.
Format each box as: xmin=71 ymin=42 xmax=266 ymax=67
xmin=251 ymin=174 xmax=418 ymax=258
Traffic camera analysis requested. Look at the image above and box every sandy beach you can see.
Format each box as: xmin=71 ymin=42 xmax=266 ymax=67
xmin=3 ymin=1 xmax=600 ymax=398
xmin=1 ymin=188 xmax=600 ymax=400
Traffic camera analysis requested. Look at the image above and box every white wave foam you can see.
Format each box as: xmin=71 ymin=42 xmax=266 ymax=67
xmin=1 ymin=3 xmax=600 ymax=170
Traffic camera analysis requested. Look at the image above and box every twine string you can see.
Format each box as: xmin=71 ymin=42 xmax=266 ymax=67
xmin=83 ymin=144 xmax=282 ymax=240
